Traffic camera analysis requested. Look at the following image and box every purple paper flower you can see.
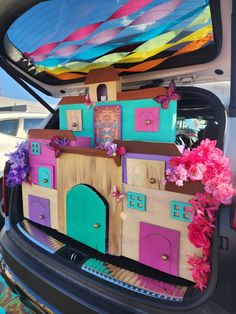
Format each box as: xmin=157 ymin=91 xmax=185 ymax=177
xmin=96 ymin=141 xmax=126 ymax=157
xmin=104 ymin=142 xmax=118 ymax=156
xmin=48 ymin=136 xmax=70 ymax=157
xmin=6 ymin=140 xmax=30 ymax=187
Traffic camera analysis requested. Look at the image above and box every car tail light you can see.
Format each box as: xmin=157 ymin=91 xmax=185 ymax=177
xmin=232 ymin=207 xmax=236 ymax=230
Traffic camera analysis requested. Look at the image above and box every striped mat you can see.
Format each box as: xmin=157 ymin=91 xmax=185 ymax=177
xmin=0 ymin=275 xmax=32 ymax=313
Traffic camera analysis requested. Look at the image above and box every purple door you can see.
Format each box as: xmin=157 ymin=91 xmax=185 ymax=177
xmin=139 ymin=222 xmax=180 ymax=276
xmin=29 ymin=195 xmax=50 ymax=227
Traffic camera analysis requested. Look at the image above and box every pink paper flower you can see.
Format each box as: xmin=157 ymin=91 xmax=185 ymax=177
xmin=176 ymin=164 xmax=188 ymax=180
xmin=188 ymin=163 xmax=206 ymax=181
xmin=166 ymin=139 xmax=235 ymax=290
xmin=188 ymin=216 xmax=214 ymax=249
xmin=188 ymin=255 xmax=211 ymax=291
xmin=176 ymin=179 xmax=184 ymax=186
xmin=204 ymin=178 xmax=219 ymax=194
xmin=212 ymin=183 xmax=235 ymax=205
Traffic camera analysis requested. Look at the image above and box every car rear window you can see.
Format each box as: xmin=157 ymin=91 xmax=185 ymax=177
xmin=5 ymin=0 xmax=219 ymax=84
xmin=23 ymin=118 xmax=44 ymax=133
xmin=0 ymin=119 xmax=18 ymax=136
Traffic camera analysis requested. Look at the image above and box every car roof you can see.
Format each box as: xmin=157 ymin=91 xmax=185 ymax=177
xmin=0 ymin=111 xmax=48 ymax=119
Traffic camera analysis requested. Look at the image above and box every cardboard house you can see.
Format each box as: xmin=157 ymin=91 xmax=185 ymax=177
xmin=22 ymin=67 xmax=203 ymax=282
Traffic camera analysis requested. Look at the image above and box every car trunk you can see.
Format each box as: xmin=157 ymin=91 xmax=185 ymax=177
xmin=0 ymin=0 xmax=234 ymax=313
xmin=1 ymin=83 xmax=227 ymax=313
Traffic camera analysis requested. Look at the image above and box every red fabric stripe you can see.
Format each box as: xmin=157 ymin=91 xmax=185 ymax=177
xmin=109 ymin=0 xmax=153 ymax=20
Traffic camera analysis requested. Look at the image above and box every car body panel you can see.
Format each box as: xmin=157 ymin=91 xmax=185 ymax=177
xmin=0 ymin=112 xmax=48 ymax=175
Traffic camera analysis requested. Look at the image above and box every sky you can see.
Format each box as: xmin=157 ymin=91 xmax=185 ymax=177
xmin=0 ymin=68 xmax=59 ymax=106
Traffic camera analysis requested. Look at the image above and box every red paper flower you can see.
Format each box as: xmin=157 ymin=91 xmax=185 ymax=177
xmin=166 ymin=139 xmax=235 ymax=290
xmin=188 ymin=216 xmax=214 ymax=249
xmin=116 ymin=146 xmax=126 ymax=156
xmin=188 ymin=255 xmax=211 ymax=291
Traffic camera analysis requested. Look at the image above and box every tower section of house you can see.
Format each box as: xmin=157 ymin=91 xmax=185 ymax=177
xmin=85 ymin=66 xmax=121 ymax=102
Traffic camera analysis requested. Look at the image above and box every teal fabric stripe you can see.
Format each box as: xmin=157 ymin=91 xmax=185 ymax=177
xmin=35 ymin=3 xmax=208 ymax=67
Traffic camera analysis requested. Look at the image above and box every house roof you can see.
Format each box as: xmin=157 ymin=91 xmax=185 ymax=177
xmin=59 ymin=95 xmax=86 ymax=105
xmin=28 ymin=129 xmax=76 ymax=140
xmin=114 ymin=140 xmax=183 ymax=156
xmin=117 ymin=86 xmax=167 ymax=101
xmin=59 ymin=86 xmax=167 ymax=104
xmin=85 ymin=66 xmax=120 ymax=84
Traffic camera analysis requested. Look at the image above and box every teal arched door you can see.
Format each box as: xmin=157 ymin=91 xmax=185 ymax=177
xmin=66 ymin=184 xmax=107 ymax=253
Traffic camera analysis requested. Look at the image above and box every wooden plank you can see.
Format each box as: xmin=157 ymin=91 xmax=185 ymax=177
xmin=126 ymin=158 xmax=165 ymax=190
xmin=117 ymin=86 xmax=167 ymax=101
xmin=165 ymin=181 xmax=205 ymax=195
xmin=22 ymin=183 xmax=59 ymax=230
xmin=28 ymin=129 xmax=76 ymax=140
xmin=121 ymin=184 xmax=202 ymax=282
xmin=58 ymin=146 xmax=121 ymax=167
xmin=66 ymin=109 xmax=82 ymax=131
xmin=85 ymin=66 xmax=120 ymax=84
xmin=114 ymin=140 xmax=182 ymax=156
xmin=57 ymin=153 xmax=122 ymax=255
xmin=59 ymin=96 xmax=86 ymax=105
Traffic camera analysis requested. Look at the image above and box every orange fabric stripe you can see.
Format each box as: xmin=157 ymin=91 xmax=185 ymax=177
xmin=48 ymin=72 xmax=85 ymax=80
xmin=117 ymin=34 xmax=213 ymax=73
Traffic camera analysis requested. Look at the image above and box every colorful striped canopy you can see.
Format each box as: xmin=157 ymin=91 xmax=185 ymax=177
xmin=7 ymin=0 xmax=214 ymax=81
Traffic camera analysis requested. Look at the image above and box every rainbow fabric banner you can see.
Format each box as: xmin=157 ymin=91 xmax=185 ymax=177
xmin=7 ymin=0 xmax=213 ymax=80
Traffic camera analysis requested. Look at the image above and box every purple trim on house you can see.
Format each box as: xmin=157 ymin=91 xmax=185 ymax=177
xmin=122 ymin=153 xmax=171 ymax=183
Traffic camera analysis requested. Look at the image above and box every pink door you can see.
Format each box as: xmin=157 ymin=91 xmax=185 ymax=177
xmin=139 ymin=222 xmax=180 ymax=276
xmin=135 ymin=107 xmax=160 ymax=132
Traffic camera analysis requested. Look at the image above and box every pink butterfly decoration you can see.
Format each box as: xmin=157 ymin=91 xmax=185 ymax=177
xmin=154 ymin=80 xmax=181 ymax=109
xmin=85 ymin=94 xmax=95 ymax=108
xmin=112 ymin=185 xmax=124 ymax=203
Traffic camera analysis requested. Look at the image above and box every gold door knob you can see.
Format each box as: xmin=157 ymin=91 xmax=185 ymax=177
xmin=145 ymin=119 xmax=152 ymax=125
xmin=39 ymin=215 xmax=45 ymax=219
xmin=72 ymin=122 xmax=77 ymax=127
xmin=149 ymin=178 xmax=156 ymax=184
xmin=161 ymin=254 xmax=169 ymax=261
xmin=42 ymin=179 xmax=48 ymax=183
xmin=93 ymin=223 xmax=100 ymax=228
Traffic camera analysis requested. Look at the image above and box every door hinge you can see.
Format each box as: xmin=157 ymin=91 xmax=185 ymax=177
xmin=177 ymin=75 xmax=196 ymax=86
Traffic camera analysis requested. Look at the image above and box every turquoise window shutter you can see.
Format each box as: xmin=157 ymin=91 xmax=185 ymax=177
xmin=170 ymin=201 xmax=191 ymax=222
xmin=127 ymin=192 xmax=146 ymax=211
xmin=31 ymin=142 xmax=41 ymax=155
